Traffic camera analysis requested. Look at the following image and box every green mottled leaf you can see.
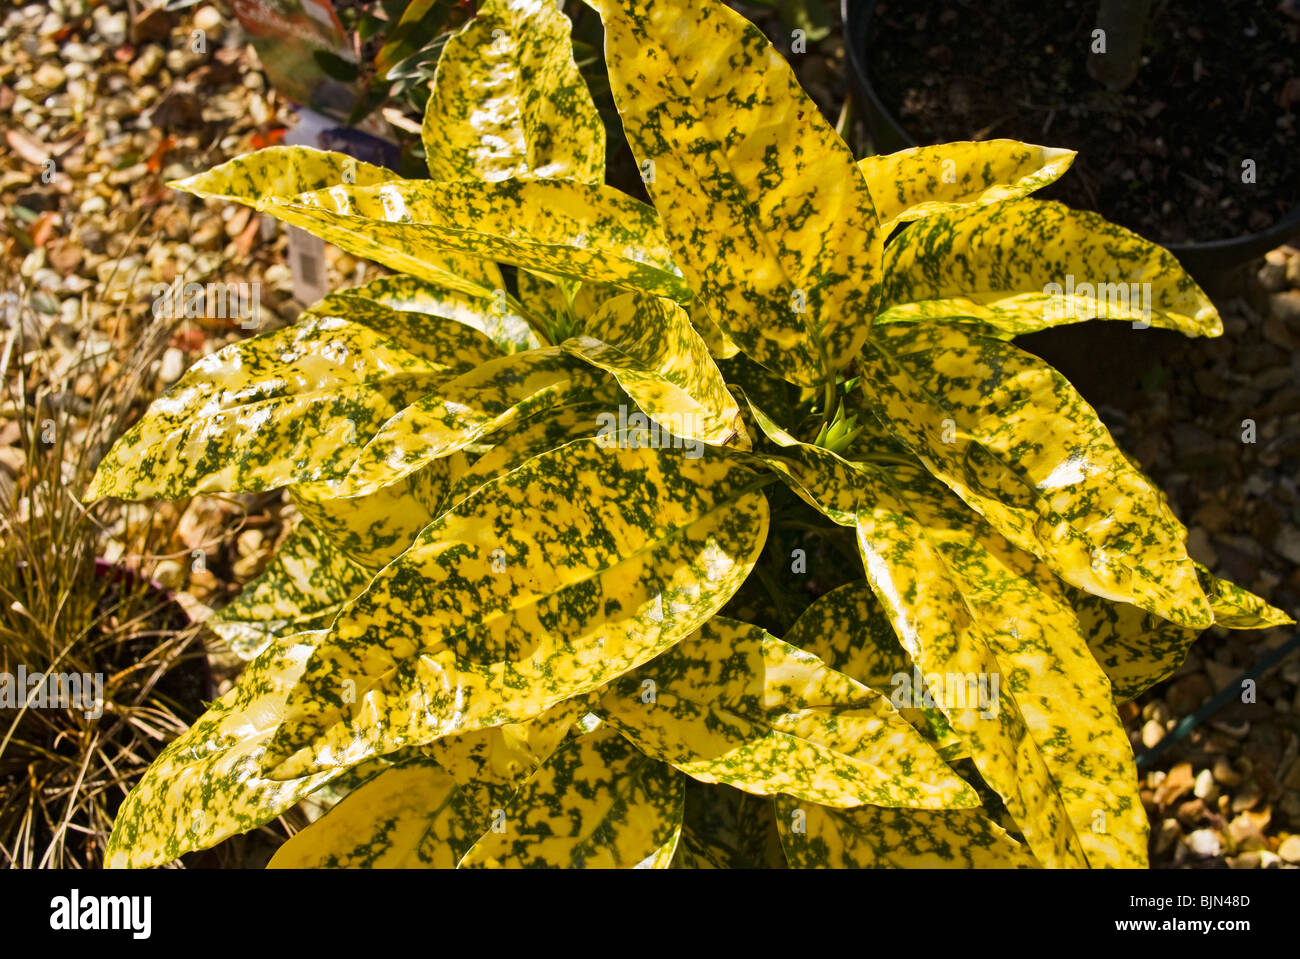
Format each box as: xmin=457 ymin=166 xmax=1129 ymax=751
xmin=858 ymin=322 xmax=1213 ymax=630
xmin=423 ymin=0 xmax=604 ymax=183
xmin=1071 ymin=588 xmax=1200 ymax=701
xmin=860 ymin=140 xmax=1075 ymax=232
xmin=775 ymin=795 xmax=1039 ymax=868
xmin=334 ymin=347 xmax=613 ymax=497
xmin=876 ymin=198 xmax=1222 ymax=337
xmin=592 ymin=0 xmax=882 ymax=388
xmin=269 ymin=702 xmax=580 ymax=867
xmin=1197 ymin=564 xmax=1295 ymax=629
xmin=186 ymin=170 xmax=693 ymax=303
xmin=784 ymin=581 xmax=965 ymax=762
xmin=105 ymin=631 xmax=341 ymax=869
xmin=351 ymin=272 xmax=540 ymax=353
xmin=563 ymin=291 xmax=743 ymax=447
xmin=290 ymin=453 xmax=466 ymax=568
xmin=263 ymin=438 xmax=771 ymax=778
xmin=852 ymin=462 xmax=1147 ymax=867
xmin=459 ymin=723 xmax=684 ymax=867
xmin=208 ymin=522 xmax=372 ymax=660
xmin=597 ymin=616 xmax=978 ymax=808
xmin=86 ymin=294 xmax=500 ymax=500
xmin=169 ymin=147 xmax=503 ymax=298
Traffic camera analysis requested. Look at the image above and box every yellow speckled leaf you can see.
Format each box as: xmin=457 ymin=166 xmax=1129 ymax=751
xmin=263 ymin=438 xmax=770 ymax=778
xmin=269 ymin=702 xmax=581 ymax=867
xmin=689 ymin=303 xmax=740 ymax=360
xmin=563 ymin=291 xmax=742 ymax=447
xmin=442 ymin=401 xmax=609 ymax=508
xmin=859 ymin=322 xmax=1213 ymax=630
xmin=208 ymin=522 xmax=372 ymax=660
xmin=105 ymin=631 xmax=343 ymax=869
xmin=423 ymin=0 xmax=604 ymax=182
xmin=1070 ymin=588 xmax=1200 ymax=701
xmin=352 ymin=273 xmax=540 ymax=353
xmin=860 ymin=140 xmax=1075 ymax=232
xmin=268 ymin=759 xmax=475 ymax=868
xmin=1077 ymin=567 xmax=1292 ymax=700
xmin=335 ymin=347 xmax=613 ymax=497
xmin=853 ymin=462 xmax=1148 ymax=867
xmin=876 ymin=198 xmax=1222 ymax=337
xmin=86 ymin=294 xmax=500 ymax=501
xmin=775 ymin=796 xmax=1039 ymax=868
xmin=597 ymin=617 xmax=978 ymax=808
xmin=591 ymin=0 xmax=882 ymax=387
xmin=783 ymin=581 xmax=965 ymax=762
xmin=459 ymin=723 xmax=684 ymax=867
xmin=1197 ymin=564 xmax=1295 ymax=629
xmin=169 ymin=147 xmax=503 ymax=298
xmin=244 ymin=176 xmax=692 ymax=302
xmin=290 ymin=452 xmax=467 ymax=568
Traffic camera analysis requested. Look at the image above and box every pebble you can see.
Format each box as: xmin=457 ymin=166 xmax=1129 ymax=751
xmin=1273 ymin=525 xmax=1300 ymax=565
xmin=1213 ymin=756 xmax=1243 ymax=786
xmin=1187 ymin=829 xmax=1222 ymax=857
xmin=1271 ymin=291 xmax=1300 ymax=327
xmin=33 ymin=62 xmax=64 ymax=89
xmin=193 ymin=6 xmax=224 ymax=40
xmin=1193 ymin=768 xmax=1218 ymax=800
xmin=1257 ymin=259 xmax=1288 ymax=292
xmin=1279 ymin=835 xmax=1300 ymax=864
xmin=160 ymin=347 xmax=185 ymax=384
xmin=1141 ymin=719 xmax=1165 ymax=748
xmin=128 ymin=45 xmax=164 ymax=84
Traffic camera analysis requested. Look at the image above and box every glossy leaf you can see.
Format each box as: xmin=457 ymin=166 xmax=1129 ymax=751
xmin=853 ymin=462 xmax=1148 ymax=867
xmin=169 ymin=147 xmax=503 ymax=298
xmin=689 ymin=303 xmax=740 ymax=360
xmin=263 ymin=438 xmax=771 ymax=778
xmin=1198 ymin=564 xmax=1294 ymax=629
xmin=592 ymin=0 xmax=882 ymax=387
xmin=269 ymin=702 xmax=580 ymax=867
xmin=208 ymin=522 xmax=372 ymax=660
xmin=876 ymin=198 xmax=1222 ymax=337
xmin=334 ymin=347 xmax=612 ymax=497
xmin=597 ymin=617 xmax=978 ymax=808
xmin=105 ymin=632 xmax=342 ymax=869
xmin=87 ymin=295 xmax=500 ymax=500
xmin=460 ymin=722 xmax=684 ymax=867
xmin=422 ymin=0 xmax=605 ymax=182
xmin=783 ymin=581 xmax=965 ymax=761
xmin=859 ymin=140 xmax=1075 ymax=232
xmin=859 ymin=322 xmax=1214 ymax=629
xmin=562 ymin=291 xmax=743 ymax=447
xmin=221 ymin=175 xmax=693 ymax=303
xmin=775 ymin=796 xmax=1039 ymax=868
xmin=290 ymin=454 xmax=465 ymax=568
xmin=351 ymin=272 xmax=539 ymax=353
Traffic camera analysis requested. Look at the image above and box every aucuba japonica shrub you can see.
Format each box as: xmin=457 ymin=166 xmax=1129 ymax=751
xmin=91 ymin=0 xmax=1291 ymax=868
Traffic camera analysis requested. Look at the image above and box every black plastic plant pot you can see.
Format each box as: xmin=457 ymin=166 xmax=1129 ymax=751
xmin=841 ymin=0 xmax=1300 ymax=283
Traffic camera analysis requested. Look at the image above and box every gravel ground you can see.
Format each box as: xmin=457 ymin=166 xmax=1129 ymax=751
xmin=1 ymin=0 xmax=1296 ymax=868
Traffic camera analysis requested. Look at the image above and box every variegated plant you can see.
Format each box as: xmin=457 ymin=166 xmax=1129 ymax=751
xmin=91 ymin=0 xmax=1290 ymax=869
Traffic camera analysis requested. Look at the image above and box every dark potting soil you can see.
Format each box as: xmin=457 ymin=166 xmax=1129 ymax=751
xmin=864 ymin=0 xmax=1299 ymax=245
